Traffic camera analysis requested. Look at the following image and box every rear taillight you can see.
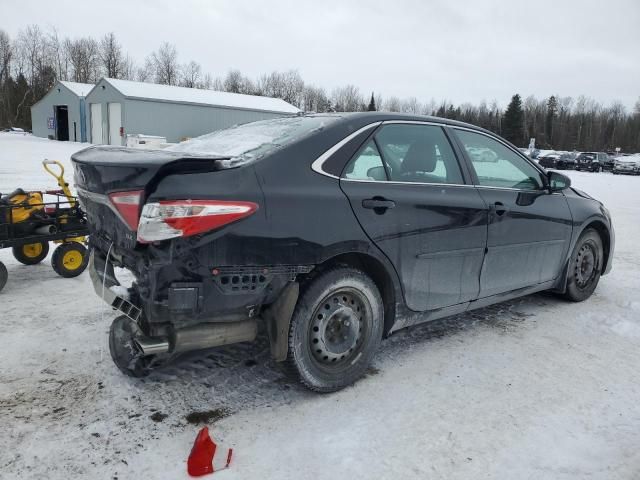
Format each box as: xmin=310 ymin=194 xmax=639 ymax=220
xmin=109 ymin=190 xmax=143 ymax=230
xmin=137 ymin=200 xmax=258 ymax=243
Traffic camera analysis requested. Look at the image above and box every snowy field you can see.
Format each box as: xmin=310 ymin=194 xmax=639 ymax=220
xmin=1 ymin=132 xmax=640 ymax=479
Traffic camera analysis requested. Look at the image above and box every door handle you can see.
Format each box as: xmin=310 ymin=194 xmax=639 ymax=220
xmin=362 ymin=198 xmax=395 ymax=210
xmin=490 ymin=202 xmax=509 ymax=216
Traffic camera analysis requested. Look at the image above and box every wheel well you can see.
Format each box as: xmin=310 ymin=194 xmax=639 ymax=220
xmin=304 ymin=253 xmax=397 ymax=337
xmin=584 ymin=220 xmax=611 ymax=271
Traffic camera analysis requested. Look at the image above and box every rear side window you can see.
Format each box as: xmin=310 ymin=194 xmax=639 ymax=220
xmin=455 ymin=129 xmax=544 ymax=190
xmin=374 ymin=124 xmax=463 ymax=184
xmin=343 ymin=140 xmax=387 ymax=181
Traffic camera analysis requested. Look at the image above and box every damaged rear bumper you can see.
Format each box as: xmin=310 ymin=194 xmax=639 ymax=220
xmin=89 ymin=249 xmax=142 ymax=321
xmin=89 ymin=248 xmax=259 ymax=356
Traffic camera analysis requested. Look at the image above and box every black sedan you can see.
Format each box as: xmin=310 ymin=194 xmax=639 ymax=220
xmin=72 ymin=113 xmax=614 ymax=392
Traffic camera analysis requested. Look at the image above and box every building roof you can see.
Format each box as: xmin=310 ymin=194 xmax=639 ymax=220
xmin=60 ymin=81 xmax=94 ymax=97
xmin=99 ymin=78 xmax=300 ymax=114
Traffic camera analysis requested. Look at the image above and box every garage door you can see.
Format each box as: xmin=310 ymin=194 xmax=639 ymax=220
xmin=108 ymin=103 xmax=122 ymax=146
xmin=90 ymin=103 xmax=103 ymax=144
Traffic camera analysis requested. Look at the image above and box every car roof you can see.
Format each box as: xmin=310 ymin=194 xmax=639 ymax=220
xmin=308 ymin=111 xmax=489 ymax=134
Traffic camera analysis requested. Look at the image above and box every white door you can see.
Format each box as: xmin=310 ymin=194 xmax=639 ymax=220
xmin=90 ymin=103 xmax=103 ymax=144
xmin=108 ymin=103 xmax=122 ymax=146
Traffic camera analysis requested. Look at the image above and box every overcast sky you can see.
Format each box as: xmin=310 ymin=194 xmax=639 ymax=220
xmin=4 ymin=0 xmax=639 ymax=109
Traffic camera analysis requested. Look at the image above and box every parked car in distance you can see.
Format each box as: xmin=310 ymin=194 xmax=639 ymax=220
xmin=575 ymin=152 xmax=609 ymax=172
xmin=539 ymin=152 xmax=577 ymax=170
xmin=73 ymin=112 xmax=615 ymax=392
xmin=612 ymin=155 xmax=640 ymax=175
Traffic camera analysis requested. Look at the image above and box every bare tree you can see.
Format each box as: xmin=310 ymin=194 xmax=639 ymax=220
xmin=120 ymin=54 xmax=136 ymax=80
xmin=146 ymin=42 xmax=179 ymax=85
xmin=0 ymin=30 xmax=11 ymax=82
xmin=199 ymin=72 xmax=213 ymax=90
xmin=180 ymin=60 xmax=201 ymax=88
xmin=401 ymin=96 xmax=421 ymax=114
xmin=211 ymin=76 xmax=224 ymax=91
xmin=257 ymin=70 xmax=304 ymax=104
xmin=47 ymin=28 xmax=69 ymax=81
xmin=65 ymin=37 xmax=99 ymax=83
xmin=302 ymin=85 xmax=328 ymax=112
xmin=100 ymin=32 xmax=124 ymax=78
xmin=223 ymin=69 xmax=255 ymax=94
xmin=382 ymin=96 xmax=401 ymax=112
xmin=331 ymin=85 xmax=363 ymax=111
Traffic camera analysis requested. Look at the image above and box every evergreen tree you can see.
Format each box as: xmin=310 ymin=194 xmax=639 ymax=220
xmin=545 ymin=95 xmax=558 ymax=147
xmin=502 ymin=94 xmax=525 ymax=145
xmin=367 ymin=92 xmax=376 ymax=111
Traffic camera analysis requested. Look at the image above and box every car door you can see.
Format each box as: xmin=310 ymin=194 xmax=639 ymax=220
xmin=452 ymin=128 xmax=573 ymax=298
xmin=340 ymin=122 xmax=488 ymax=312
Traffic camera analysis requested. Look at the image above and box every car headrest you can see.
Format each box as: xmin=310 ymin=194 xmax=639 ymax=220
xmin=401 ymin=140 xmax=437 ymax=174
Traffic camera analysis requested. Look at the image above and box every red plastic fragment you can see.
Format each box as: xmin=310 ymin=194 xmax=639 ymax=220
xmin=188 ymin=427 xmax=216 ymax=477
xmin=225 ymin=448 xmax=233 ymax=468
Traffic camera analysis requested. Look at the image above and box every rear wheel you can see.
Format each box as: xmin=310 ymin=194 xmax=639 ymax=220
xmin=51 ymin=242 xmax=88 ymax=278
xmin=0 ymin=261 xmax=7 ymax=292
xmin=286 ymin=267 xmax=383 ymax=392
xmin=109 ymin=315 xmax=154 ymax=377
xmin=13 ymin=242 xmax=49 ymax=265
xmin=563 ymin=228 xmax=603 ymax=302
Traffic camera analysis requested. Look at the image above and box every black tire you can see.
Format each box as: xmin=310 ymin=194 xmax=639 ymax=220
xmin=563 ymin=228 xmax=603 ymax=302
xmin=12 ymin=241 xmax=49 ymax=265
xmin=286 ymin=267 xmax=383 ymax=392
xmin=0 ymin=261 xmax=7 ymax=292
xmin=51 ymin=242 xmax=89 ymax=278
xmin=109 ymin=315 xmax=154 ymax=377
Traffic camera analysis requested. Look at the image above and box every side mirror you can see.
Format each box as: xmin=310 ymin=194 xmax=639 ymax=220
xmin=547 ymin=171 xmax=571 ymax=192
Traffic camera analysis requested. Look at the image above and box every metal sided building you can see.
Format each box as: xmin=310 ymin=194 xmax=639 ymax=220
xmin=84 ymin=78 xmax=300 ymax=145
xmin=30 ymin=81 xmax=93 ymax=142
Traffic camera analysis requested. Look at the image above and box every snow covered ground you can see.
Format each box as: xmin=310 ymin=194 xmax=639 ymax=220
xmin=1 ymin=132 xmax=640 ymax=479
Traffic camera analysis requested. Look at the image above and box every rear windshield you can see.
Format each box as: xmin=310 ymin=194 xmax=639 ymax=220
xmin=167 ymin=115 xmax=339 ymax=166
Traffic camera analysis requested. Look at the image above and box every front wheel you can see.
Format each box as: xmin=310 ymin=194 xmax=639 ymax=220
xmin=286 ymin=267 xmax=383 ymax=392
xmin=563 ymin=228 xmax=603 ymax=302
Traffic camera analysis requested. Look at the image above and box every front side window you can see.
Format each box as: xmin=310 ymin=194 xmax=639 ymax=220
xmin=455 ymin=129 xmax=544 ymax=190
xmin=342 ymin=140 xmax=387 ymax=181
xmin=374 ymin=124 xmax=464 ymax=184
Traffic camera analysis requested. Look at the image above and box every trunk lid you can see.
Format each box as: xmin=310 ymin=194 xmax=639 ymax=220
xmin=72 ymin=146 xmax=229 ymax=193
xmin=72 ymin=146 xmax=230 ymax=249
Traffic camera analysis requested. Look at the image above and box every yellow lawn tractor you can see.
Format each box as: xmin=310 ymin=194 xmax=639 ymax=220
xmin=0 ymin=160 xmax=90 ymax=292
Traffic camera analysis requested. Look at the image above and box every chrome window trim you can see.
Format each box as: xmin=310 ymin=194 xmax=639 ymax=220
xmin=337 ymin=120 xmax=470 ymax=187
xmin=311 ymin=119 xmax=553 ymax=194
xmin=311 ymin=122 xmax=382 ymax=179
xmin=340 ymin=177 xmax=474 ymax=188
xmin=381 ymin=120 xmax=447 ymax=127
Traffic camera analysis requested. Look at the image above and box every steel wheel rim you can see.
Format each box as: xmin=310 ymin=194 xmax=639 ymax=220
xmin=309 ymin=288 xmax=368 ymax=367
xmin=575 ymin=242 xmax=598 ymax=289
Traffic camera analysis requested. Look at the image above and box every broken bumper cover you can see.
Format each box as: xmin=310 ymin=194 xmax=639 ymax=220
xmin=89 ymin=249 xmax=142 ymax=321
